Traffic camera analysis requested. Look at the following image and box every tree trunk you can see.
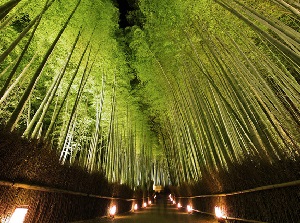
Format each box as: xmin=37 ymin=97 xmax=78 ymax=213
xmin=0 ymin=15 xmax=41 ymax=99
xmin=0 ymin=0 xmax=22 ymax=21
xmin=86 ymin=74 xmax=105 ymax=172
xmin=0 ymin=0 xmax=54 ymax=63
xmin=105 ymin=75 xmax=117 ymax=182
xmin=5 ymin=0 xmax=82 ymax=131
xmin=44 ymin=38 xmax=91 ymax=140
xmin=24 ymin=30 xmax=81 ymax=138
xmin=0 ymin=57 xmax=18 ymax=78
xmin=233 ymin=0 xmax=300 ymax=45
xmin=0 ymin=0 xmax=33 ymax=30
xmin=58 ymin=46 xmax=92 ymax=152
xmin=0 ymin=52 xmax=37 ymax=104
xmin=215 ymin=0 xmax=300 ymax=67
xmin=272 ymin=0 xmax=300 ymax=17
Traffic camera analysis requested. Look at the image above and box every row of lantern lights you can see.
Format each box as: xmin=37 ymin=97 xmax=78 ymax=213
xmin=4 ymin=200 xmax=153 ymax=222
xmin=4 ymin=195 xmax=225 ymax=222
xmin=108 ymin=199 xmax=153 ymax=218
xmin=169 ymin=194 xmax=227 ymax=222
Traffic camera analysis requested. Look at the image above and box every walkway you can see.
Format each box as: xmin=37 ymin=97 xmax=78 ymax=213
xmin=75 ymin=197 xmax=217 ymax=223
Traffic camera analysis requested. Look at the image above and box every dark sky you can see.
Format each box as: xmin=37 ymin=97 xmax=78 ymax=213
xmin=115 ymin=0 xmax=133 ymax=28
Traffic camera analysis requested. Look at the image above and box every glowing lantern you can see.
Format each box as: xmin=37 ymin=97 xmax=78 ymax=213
xmin=187 ymin=205 xmax=193 ymax=213
xmin=109 ymin=205 xmax=116 ymax=217
xmin=143 ymin=202 xmax=147 ymax=208
xmin=215 ymin=206 xmax=226 ymax=220
xmin=177 ymin=203 xmax=182 ymax=208
xmin=148 ymin=200 xmax=152 ymax=205
xmin=9 ymin=207 xmax=28 ymax=223
xmin=169 ymin=194 xmax=176 ymax=203
xmin=134 ymin=204 xmax=138 ymax=211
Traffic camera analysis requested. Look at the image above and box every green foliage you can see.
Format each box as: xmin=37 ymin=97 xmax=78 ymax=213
xmin=10 ymin=12 xmax=31 ymax=32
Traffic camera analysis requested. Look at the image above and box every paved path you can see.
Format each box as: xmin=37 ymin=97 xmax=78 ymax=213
xmin=75 ymin=198 xmax=217 ymax=223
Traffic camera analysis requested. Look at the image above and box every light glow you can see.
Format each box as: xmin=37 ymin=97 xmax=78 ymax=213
xmin=148 ymin=200 xmax=152 ymax=205
xmin=173 ymin=201 xmax=176 ymax=205
xmin=215 ymin=206 xmax=226 ymax=219
xmin=134 ymin=204 xmax=138 ymax=211
xmin=109 ymin=205 xmax=116 ymax=216
xmin=143 ymin=202 xmax=147 ymax=208
xmin=177 ymin=203 xmax=182 ymax=208
xmin=187 ymin=205 xmax=193 ymax=213
xmin=154 ymin=195 xmax=156 ymax=199
xmin=9 ymin=207 xmax=28 ymax=223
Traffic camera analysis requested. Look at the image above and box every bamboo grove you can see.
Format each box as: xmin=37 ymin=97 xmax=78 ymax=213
xmin=1 ymin=0 xmax=300 ymax=192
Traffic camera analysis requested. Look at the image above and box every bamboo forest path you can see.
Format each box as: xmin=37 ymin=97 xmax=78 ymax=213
xmin=74 ymin=196 xmax=217 ymax=223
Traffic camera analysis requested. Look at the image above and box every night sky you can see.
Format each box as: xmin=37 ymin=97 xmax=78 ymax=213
xmin=115 ymin=0 xmax=133 ymax=28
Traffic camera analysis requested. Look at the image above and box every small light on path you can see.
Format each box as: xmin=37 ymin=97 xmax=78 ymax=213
xmin=9 ymin=207 xmax=28 ymax=223
xmin=187 ymin=205 xmax=193 ymax=213
xmin=215 ymin=206 xmax=227 ymax=221
xmin=109 ymin=205 xmax=117 ymax=218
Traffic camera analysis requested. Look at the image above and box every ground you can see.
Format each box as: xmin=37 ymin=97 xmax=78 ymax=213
xmin=73 ymin=196 xmax=218 ymax=223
